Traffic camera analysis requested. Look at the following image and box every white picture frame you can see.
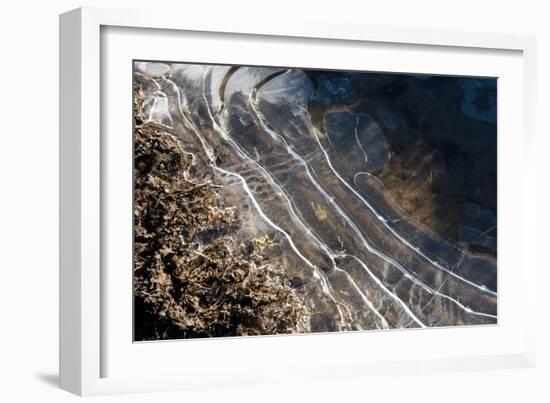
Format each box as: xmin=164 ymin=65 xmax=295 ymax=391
xmin=59 ymin=6 xmax=537 ymax=396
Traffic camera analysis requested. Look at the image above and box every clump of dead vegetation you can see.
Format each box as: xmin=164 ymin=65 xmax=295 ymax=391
xmin=133 ymin=84 xmax=308 ymax=340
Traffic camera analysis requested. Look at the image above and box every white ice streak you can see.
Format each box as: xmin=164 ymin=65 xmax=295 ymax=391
xmin=211 ymin=166 xmax=318 ymax=274
xmin=256 ymin=69 xmax=313 ymax=109
xmin=354 ymin=115 xmax=369 ymax=165
xmin=333 ymin=267 xmax=390 ymax=329
xmin=142 ymin=92 xmax=174 ymax=128
xmin=223 ymin=66 xmax=287 ymax=101
xmin=403 ymin=225 xmax=498 ymax=327
xmin=134 ymin=61 xmax=171 ymax=77
xmin=206 ymin=65 xmax=233 ymax=115
xmin=346 ymin=255 xmax=425 ymax=328
xmin=156 ymin=77 xmax=216 ymax=163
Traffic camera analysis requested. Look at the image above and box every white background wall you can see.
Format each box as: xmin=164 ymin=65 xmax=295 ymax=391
xmin=0 ymin=0 xmax=547 ymax=401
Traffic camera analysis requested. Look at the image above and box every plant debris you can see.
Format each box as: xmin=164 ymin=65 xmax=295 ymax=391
xmin=133 ymin=84 xmax=309 ymax=341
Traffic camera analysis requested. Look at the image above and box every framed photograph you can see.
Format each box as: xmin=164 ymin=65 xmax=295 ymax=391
xmin=60 ymin=6 xmax=537 ymax=396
